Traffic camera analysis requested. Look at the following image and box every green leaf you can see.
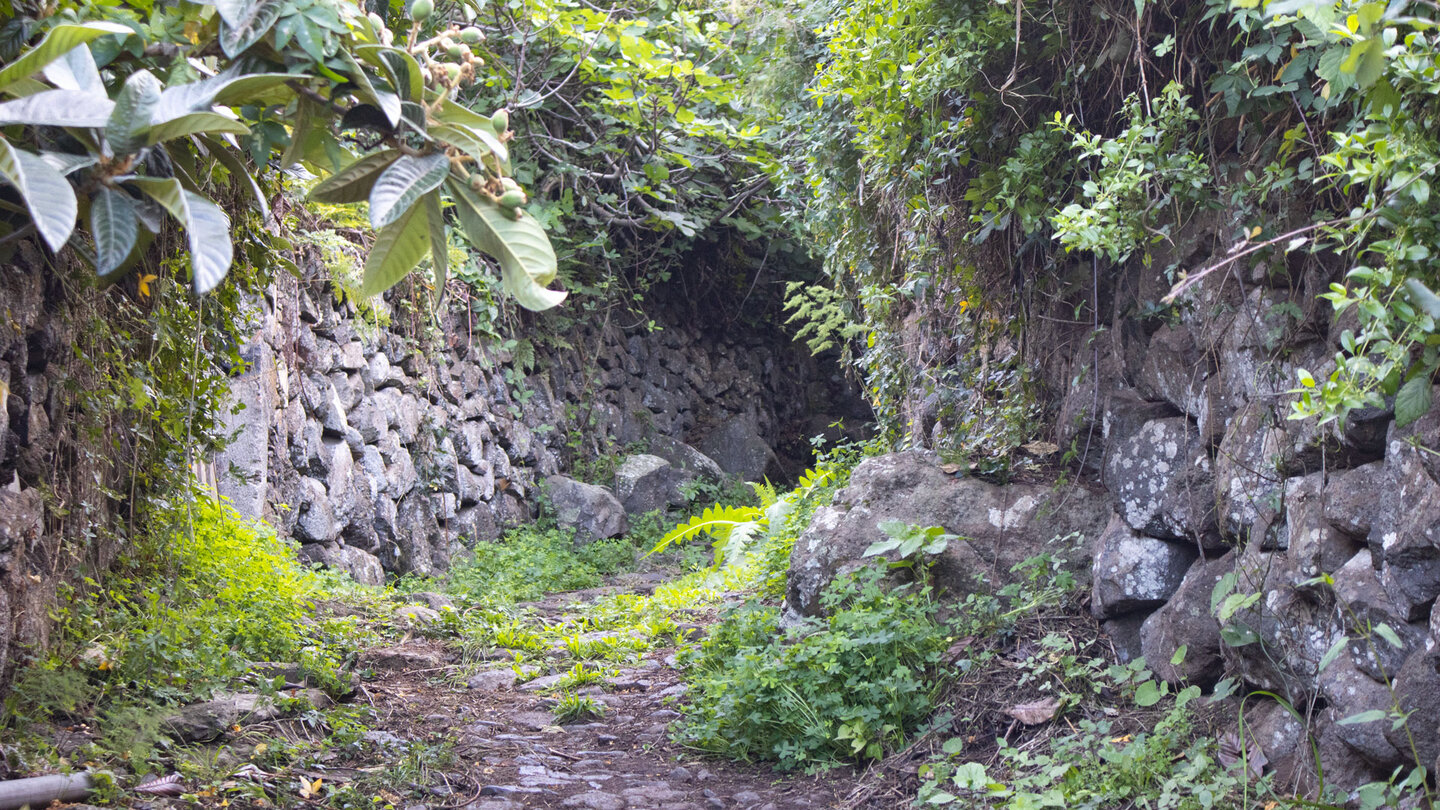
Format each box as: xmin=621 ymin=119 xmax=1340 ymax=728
xmin=1170 ymin=645 xmax=1188 ymax=666
xmin=424 ymin=192 xmax=447 ymax=300
xmin=107 ymin=70 xmax=162 ymax=155
xmin=1220 ymin=623 xmax=1259 ymax=647
xmin=154 ymin=72 xmax=297 ymax=123
xmin=307 ymin=150 xmax=400 ymax=203
xmin=0 ymin=89 xmax=114 ymax=127
xmin=40 ymin=45 xmax=103 ymax=96
xmin=200 ymin=136 xmax=270 ymax=222
xmin=38 ymin=152 xmax=98 ymax=176
xmin=1134 ymin=680 xmax=1163 ymax=707
xmin=1395 ymin=376 xmax=1433 ymax=428
xmin=645 ymin=503 xmax=764 ymax=557
xmin=218 ymin=0 xmax=286 ymax=57
xmin=354 ymin=45 xmax=424 ymax=101
xmin=90 ymin=186 xmax=138 ymax=276
xmin=1338 ymin=709 xmax=1388 ymax=725
xmin=1374 ymin=623 xmax=1406 ymax=650
xmin=340 ymin=51 xmax=401 ymax=127
xmin=369 ymin=152 xmax=449 ymax=229
xmin=1319 ymin=637 xmax=1349 ymax=673
xmin=1208 ymin=677 xmax=1239 ymax=703
xmin=0 ymin=137 xmax=77 ymax=252
xmin=146 ymin=112 xmax=249 ymax=145
xmin=0 ymin=22 xmax=133 ymax=95
xmin=126 ymin=177 xmax=233 ymax=294
xmin=431 ymin=122 xmax=509 ymax=165
xmin=359 ymin=201 xmax=430 ymax=297
xmin=449 ymin=179 xmax=566 ymax=311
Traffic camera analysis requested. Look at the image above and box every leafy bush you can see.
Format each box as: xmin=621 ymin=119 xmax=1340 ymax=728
xmin=442 ymin=527 xmax=637 ymax=605
xmin=677 ymin=565 xmax=949 ymax=770
xmin=7 ymin=498 xmax=349 ymax=723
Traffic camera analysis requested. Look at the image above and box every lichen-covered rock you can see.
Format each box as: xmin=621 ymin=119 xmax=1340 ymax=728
xmin=1091 ymin=515 xmax=1197 ymax=619
xmin=1140 ymin=553 xmax=1233 ymax=687
xmin=1372 ymin=414 xmax=1440 ymax=621
xmin=546 ymin=475 xmax=627 ymax=544
xmin=1213 ymin=403 xmax=1287 ymax=543
xmin=1324 ymin=461 xmax=1384 ymax=537
xmin=784 ymin=450 xmax=1109 ymax=619
xmin=1319 ymin=650 xmax=1404 ymax=769
xmin=1332 ymin=549 xmax=1425 ymax=682
xmin=1383 ymin=648 xmax=1440 ymax=773
xmin=613 ymin=454 xmax=689 ymax=516
xmin=1103 ymin=417 xmax=1217 ymax=543
xmin=1219 ymin=549 xmax=1341 ymax=703
xmin=1283 ymin=472 xmax=1364 ymax=583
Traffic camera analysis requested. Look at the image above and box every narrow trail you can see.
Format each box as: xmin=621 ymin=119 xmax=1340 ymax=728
xmin=351 ymin=584 xmax=859 ymax=810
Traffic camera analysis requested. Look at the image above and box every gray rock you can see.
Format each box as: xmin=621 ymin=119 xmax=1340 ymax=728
xmin=648 ymin=435 xmax=725 ymax=483
xmin=1283 ymin=472 xmax=1363 ymax=583
xmin=467 ymin=669 xmax=518 ymax=692
xmin=1091 ymin=514 xmax=1197 ymax=618
xmin=455 ymin=421 xmax=489 ymax=471
xmin=1384 ymin=648 xmax=1440 ymax=775
xmin=1104 ymin=417 xmax=1218 ymax=543
xmin=298 ymin=543 xmax=385 ymax=586
xmin=1319 ymin=650 xmax=1404 ymax=769
xmin=163 ymin=691 xmax=327 ymax=743
xmin=1372 ymin=430 xmax=1440 ymax=621
xmin=1100 ymin=612 xmax=1149 ymax=664
xmin=294 ymin=477 xmax=341 ymax=543
xmin=784 ymin=450 xmax=1110 ymax=619
xmin=561 ymin=792 xmax=625 ymax=810
xmin=338 ymin=341 xmax=365 ymax=371
xmin=0 ymin=487 xmax=42 ymax=554
xmin=697 ymin=414 xmax=777 ymax=482
xmin=1220 ymin=549 xmax=1341 ymax=703
xmin=1140 ymin=553 xmax=1232 ymax=687
xmin=614 ymin=454 xmax=688 ymax=516
xmin=1213 ymin=404 xmax=1287 ymax=543
xmin=546 ymin=475 xmax=627 ymax=544
xmin=1324 ymin=461 xmax=1383 ymax=537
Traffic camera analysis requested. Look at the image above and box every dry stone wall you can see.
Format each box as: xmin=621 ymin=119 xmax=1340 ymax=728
xmin=795 ymin=246 xmax=1440 ymax=794
xmin=213 ymin=266 xmax=865 ymax=583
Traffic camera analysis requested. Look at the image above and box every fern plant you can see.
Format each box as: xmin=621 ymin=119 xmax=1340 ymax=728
xmin=648 ymin=468 xmax=834 ymax=568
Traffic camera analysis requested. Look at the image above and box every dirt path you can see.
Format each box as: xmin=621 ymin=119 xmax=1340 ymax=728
xmin=350 ymin=591 xmax=860 ymax=810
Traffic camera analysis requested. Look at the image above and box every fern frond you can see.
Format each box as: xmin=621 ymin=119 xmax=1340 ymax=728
xmin=718 ymin=519 xmax=765 ymax=568
xmin=751 ymin=480 xmax=779 ymax=509
xmin=646 ymin=504 xmax=764 ymax=558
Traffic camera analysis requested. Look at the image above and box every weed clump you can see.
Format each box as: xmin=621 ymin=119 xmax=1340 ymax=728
xmin=677 ymin=565 xmax=950 ymax=770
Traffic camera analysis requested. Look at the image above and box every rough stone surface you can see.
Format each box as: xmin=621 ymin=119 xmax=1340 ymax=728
xmin=298 ymin=543 xmax=386 ymax=586
xmin=1371 ymin=427 xmax=1440 ymax=621
xmin=547 ymin=476 xmax=628 ymax=544
xmin=613 ymin=454 xmax=689 ymax=516
xmin=1103 ymin=417 xmax=1217 ymax=543
xmin=784 ymin=450 xmax=1110 ymax=619
xmin=1140 ymin=553 xmax=1233 ymax=687
xmin=698 ymin=414 xmax=778 ymax=482
xmin=1090 ymin=514 xmax=1197 ymax=619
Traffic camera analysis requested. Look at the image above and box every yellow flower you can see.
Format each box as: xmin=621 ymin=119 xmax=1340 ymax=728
xmin=137 ymin=274 xmax=158 ymax=299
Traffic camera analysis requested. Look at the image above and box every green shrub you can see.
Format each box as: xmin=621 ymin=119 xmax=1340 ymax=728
xmin=443 ymin=527 xmax=639 ymax=605
xmin=677 ymin=565 xmax=949 ymax=770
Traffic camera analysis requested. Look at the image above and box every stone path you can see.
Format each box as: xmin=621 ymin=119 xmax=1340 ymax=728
xmin=352 ymin=616 xmax=858 ymax=810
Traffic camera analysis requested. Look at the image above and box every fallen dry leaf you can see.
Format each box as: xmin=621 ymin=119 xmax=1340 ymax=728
xmin=1005 ymin=697 xmax=1060 ymax=725
xmin=1022 ymin=441 xmax=1060 ymax=456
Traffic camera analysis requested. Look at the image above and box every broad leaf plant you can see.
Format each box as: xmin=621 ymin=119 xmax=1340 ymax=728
xmin=0 ymin=0 xmax=565 ymax=310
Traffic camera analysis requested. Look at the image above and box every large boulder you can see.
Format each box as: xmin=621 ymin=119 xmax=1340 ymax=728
xmin=1103 ymin=417 xmax=1218 ymax=544
xmin=1140 ymin=553 xmax=1233 ymax=687
xmin=697 ymin=414 xmax=778 ymax=482
xmin=648 ymin=435 xmax=725 ymax=484
xmin=613 ymin=454 xmax=690 ymax=516
xmin=1214 ymin=403 xmax=1288 ymax=544
xmin=783 ymin=450 xmax=1110 ymax=619
xmin=1090 ymin=515 xmax=1197 ymax=619
xmin=546 ymin=475 xmax=627 ymax=544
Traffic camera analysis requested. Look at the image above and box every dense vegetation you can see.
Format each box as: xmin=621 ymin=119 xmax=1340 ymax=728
xmin=3 ymin=0 xmax=1440 ymax=806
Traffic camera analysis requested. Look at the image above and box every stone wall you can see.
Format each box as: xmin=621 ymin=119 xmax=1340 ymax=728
xmin=213 ymin=263 xmax=866 ymax=583
xmin=809 ymin=230 xmax=1440 ymax=794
